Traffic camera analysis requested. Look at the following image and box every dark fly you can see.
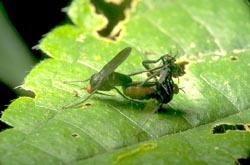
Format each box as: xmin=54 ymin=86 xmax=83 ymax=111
xmin=63 ymin=47 xmax=133 ymax=108
xmin=124 ymin=53 xmax=187 ymax=105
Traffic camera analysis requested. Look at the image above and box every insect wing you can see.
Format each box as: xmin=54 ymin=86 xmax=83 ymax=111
xmin=99 ymin=47 xmax=132 ymax=78
xmin=110 ymin=72 xmax=132 ymax=87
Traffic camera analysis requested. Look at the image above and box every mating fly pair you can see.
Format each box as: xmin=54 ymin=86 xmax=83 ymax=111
xmin=63 ymin=47 xmax=187 ymax=109
xmin=124 ymin=53 xmax=188 ymax=105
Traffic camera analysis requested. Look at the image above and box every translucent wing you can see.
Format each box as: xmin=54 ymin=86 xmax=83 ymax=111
xmin=99 ymin=47 xmax=131 ymax=77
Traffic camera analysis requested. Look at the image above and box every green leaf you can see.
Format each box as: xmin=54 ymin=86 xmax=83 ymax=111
xmin=1 ymin=0 xmax=250 ymax=164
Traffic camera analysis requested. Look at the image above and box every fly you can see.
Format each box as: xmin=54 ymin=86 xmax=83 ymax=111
xmin=124 ymin=54 xmax=186 ymax=105
xmin=63 ymin=47 xmax=133 ymax=109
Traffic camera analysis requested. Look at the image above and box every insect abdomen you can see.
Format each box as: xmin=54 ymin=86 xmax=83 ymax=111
xmin=123 ymin=85 xmax=156 ymax=100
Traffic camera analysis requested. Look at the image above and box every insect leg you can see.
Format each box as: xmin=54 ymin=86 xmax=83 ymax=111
xmin=113 ymin=87 xmax=143 ymax=104
xmin=62 ymin=89 xmax=97 ymax=109
xmin=142 ymin=55 xmax=168 ymax=73
xmin=126 ymin=65 xmax=163 ymax=77
xmin=139 ymin=70 xmax=162 ymax=86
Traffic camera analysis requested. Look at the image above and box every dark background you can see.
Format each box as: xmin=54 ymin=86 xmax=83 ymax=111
xmin=0 ymin=0 xmax=70 ymax=130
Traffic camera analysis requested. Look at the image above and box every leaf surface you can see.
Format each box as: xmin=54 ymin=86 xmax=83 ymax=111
xmin=1 ymin=0 xmax=250 ymax=164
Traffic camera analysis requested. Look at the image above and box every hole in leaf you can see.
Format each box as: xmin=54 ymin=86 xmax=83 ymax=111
xmin=84 ymin=103 xmax=92 ymax=106
xmin=235 ymin=154 xmax=250 ymax=165
xmin=212 ymin=123 xmax=250 ymax=134
xmin=90 ymin=0 xmax=132 ymax=40
xmin=230 ymin=56 xmax=239 ymax=61
xmin=71 ymin=133 xmax=80 ymax=138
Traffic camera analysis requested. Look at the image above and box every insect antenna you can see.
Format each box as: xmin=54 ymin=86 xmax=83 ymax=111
xmin=62 ymin=78 xmax=90 ymax=84
xmin=95 ymin=91 xmax=113 ymax=96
